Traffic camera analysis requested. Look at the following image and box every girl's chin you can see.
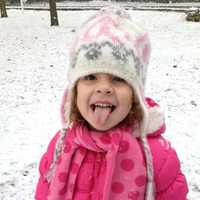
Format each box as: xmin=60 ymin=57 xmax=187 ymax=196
xmin=88 ymin=124 xmax=113 ymax=132
xmin=86 ymin=121 xmax=116 ymax=132
xmin=86 ymin=118 xmax=126 ymax=132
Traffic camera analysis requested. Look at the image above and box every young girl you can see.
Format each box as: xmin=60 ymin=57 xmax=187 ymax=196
xmin=35 ymin=7 xmax=188 ymax=200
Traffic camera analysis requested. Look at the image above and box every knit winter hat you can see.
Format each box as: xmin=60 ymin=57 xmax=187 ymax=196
xmin=62 ymin=6 xmax=151 ymax=134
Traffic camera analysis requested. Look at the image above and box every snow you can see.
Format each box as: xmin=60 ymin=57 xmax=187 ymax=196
xmin=0 ymin=8 xmax=200 ymax=200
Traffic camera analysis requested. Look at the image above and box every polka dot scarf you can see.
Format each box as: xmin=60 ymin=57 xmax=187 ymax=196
xmin=47 ymin=123 xmax=147 ymax=200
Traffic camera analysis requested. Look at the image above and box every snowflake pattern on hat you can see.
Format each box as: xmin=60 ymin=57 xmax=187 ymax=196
xmin=72 ymin=41 xmax=144 ymax=82
xmin=85 ymin=43 xmax=102 ymax=60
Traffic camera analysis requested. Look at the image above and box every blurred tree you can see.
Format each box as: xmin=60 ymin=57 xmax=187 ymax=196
xmin=0 ymin=0 xmax=8 ymax=17
xmin=49 ymin=0 xmax=59 ymax=26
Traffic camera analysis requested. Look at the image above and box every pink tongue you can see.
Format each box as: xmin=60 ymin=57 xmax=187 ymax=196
xmin=94 ymin=107 xmax=111 ymax=125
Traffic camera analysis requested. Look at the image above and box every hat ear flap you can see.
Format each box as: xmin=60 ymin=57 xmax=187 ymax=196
xmin=145 ymin=98 xmax=165 ymax=135
xmin=61 ymin=88 xmax=74 ymax=128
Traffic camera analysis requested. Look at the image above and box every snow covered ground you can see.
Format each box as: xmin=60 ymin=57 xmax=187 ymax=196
xmin=0 ymin=8 xmax=200 ymax=200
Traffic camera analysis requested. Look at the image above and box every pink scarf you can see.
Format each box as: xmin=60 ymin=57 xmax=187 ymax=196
xmin=47 ymin=123 xmax=147 ymax=200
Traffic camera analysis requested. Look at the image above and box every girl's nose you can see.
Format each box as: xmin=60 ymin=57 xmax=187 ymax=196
xmin=96 ymin=87 xmax=112 ymax=94
xmin=95 ymin=81 xmax=114 ymax=95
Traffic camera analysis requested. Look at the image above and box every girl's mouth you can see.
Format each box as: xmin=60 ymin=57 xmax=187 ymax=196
xmin=90 ymin=103 xmax=116 ymax=125
xmin=90 ymin=103 xmax=116 ymax=113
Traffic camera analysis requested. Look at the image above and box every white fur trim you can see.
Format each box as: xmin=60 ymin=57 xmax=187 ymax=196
xmin=145 ymin=106 xmax=164 ymax=134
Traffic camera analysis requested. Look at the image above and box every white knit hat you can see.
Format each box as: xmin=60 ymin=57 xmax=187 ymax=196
xmin=62 ymin=7 xmax=151 ymax=134
xmin=60 ymin=7 xmax=156 ymax=199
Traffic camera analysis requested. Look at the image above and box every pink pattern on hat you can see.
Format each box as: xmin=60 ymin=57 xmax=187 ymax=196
xmin=135 ymin=34 xmax=151 ymax=65
xmin=84 ymin=16 xmax=122 ymax=43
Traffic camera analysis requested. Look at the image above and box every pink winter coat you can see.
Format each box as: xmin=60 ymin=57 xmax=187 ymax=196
xmin=35 ymin=132 xmax=188 ymax=200
xmin=35 ymin=99 xmax=188 ymax=200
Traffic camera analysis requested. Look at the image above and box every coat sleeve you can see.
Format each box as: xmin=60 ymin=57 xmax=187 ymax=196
xmin=35 ymin=131 xmax=61 ymax=200
xmin=148 ymin=136 xmax=189 ymax=200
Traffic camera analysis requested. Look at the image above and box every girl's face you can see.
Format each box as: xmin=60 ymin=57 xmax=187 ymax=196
xmin=76 ymin=73 xmax=133 ymax=131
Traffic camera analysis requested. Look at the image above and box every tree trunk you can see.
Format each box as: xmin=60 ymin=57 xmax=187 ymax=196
xmin=49 ymin=0 xmax=59 ymax=26
xmin=0 ymin=0 xmax=8 ymax=18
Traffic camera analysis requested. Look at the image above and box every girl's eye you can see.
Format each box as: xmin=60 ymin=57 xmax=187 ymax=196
xmin=112 ymin=76 xmax=125 ymax=82
xmin=83 ymin=74 xmax=96 ymax=81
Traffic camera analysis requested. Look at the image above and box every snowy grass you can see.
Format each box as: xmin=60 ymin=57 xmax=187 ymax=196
xmin=0 ymin=9 xmax=200 ymax=199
